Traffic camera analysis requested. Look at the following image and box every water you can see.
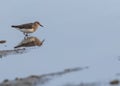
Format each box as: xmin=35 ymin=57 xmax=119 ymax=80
xmin=0 ymin=0 xmax=120 ymax=86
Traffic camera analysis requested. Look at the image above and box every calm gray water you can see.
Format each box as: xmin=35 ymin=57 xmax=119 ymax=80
xmin=0 ymin=0 xmax=120 ymax=86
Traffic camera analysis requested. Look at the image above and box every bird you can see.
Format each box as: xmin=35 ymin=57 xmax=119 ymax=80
xmin=14 ymin=36 xmax=45 ymax=48
xmin=11 ymin=21 xmax=43 ymax=36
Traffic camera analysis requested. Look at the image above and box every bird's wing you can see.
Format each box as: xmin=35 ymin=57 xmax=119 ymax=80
xmin=14 ymin=23 xmax=33 ymax=29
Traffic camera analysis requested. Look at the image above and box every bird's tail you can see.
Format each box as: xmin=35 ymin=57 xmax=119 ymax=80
xmin=11 ymin=25 xmax=19 ymax=28
xmin=14 ymin=45 xmax=22 ymax=48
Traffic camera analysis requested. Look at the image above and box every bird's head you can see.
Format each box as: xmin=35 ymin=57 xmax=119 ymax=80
xmin=34 ymin=21 xmax=43 ymax=27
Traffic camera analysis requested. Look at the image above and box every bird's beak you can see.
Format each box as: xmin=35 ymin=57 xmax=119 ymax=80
xmin=40 ymin=24 xmax=44 ymax=27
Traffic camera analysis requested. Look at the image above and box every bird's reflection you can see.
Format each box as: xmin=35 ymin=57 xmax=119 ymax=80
xmin=0 ymin=36 xmax=44 ymax=58
xmin=14 ymin=36 xmax=44 ymax=48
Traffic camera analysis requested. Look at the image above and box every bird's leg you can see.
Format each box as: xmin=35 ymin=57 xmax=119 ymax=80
xmin=25 ymin=34 xmax=28 ymax=37
xmin=26 ymin=33 xmax=30 ymax=37
xmin=24 ymin=35 xmax=28 ymax=39
xmin=23 ymin=32 xmax=28 ymax=37
xmin=23 ymin=33 xmax=28 ymax=40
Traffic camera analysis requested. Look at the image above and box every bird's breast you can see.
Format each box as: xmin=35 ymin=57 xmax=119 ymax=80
xmin=19 ymin=28 xmax=35 ymax=33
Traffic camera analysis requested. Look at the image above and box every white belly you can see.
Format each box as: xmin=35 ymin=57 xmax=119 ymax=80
xmin=18 ymin=28 xmax=35 ymax=33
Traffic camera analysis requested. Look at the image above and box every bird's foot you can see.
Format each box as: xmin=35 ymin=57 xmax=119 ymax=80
xmin=23 ymin=33 xmax=29 ymax=37
xmin=25 ymin=34 xmax=28 ymax=36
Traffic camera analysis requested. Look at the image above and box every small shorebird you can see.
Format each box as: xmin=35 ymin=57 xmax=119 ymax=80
xmin=11 ymin=21 xmax=43 ymax=36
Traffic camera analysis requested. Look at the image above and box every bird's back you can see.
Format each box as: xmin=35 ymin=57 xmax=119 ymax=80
xmin=12 ymin=23 xmax=33 ymax=29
